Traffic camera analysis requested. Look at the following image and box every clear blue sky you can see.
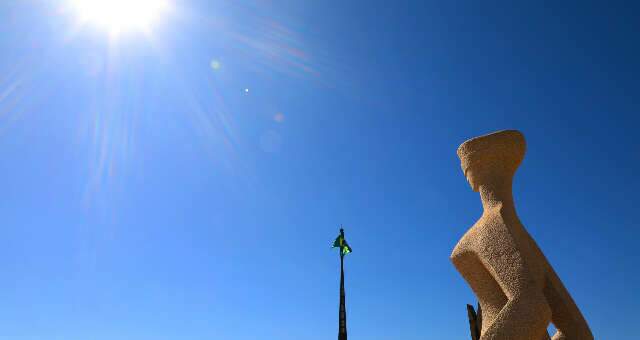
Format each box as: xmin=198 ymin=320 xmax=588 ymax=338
xmin=0 ymin=1 xmax=638 ymax=339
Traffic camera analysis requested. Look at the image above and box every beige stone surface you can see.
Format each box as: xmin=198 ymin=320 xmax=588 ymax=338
xmin=451 ymin=130 xmax=593 ymax=340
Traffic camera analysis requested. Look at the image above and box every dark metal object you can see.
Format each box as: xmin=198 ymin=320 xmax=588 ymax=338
xmin=467 ymin=303 xmax=482 ymax=340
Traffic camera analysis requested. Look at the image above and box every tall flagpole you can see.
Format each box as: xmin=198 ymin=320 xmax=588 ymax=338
xmin=338 ymin=229 xmax=348 ymax=340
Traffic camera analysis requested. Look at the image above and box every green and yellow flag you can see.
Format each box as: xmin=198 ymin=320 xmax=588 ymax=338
xmin=332 ymin=229 xmax=352 ymax=256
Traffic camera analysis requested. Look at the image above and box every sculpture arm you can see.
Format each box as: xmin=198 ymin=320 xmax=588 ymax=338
xmin=478 ymin=244 xmax=551 ymax=340
xmin=480 ymin=291 xmax=551 ymax=340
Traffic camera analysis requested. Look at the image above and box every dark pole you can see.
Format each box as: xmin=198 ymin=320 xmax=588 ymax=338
xmin=338 ymin=229 xmax=347 ymax=340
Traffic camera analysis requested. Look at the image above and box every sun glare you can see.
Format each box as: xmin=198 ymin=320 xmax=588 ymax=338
xmin=70 ymin=0 xmax=169 ymax=34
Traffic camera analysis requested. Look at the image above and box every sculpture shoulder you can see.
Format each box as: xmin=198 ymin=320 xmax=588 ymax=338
xmin=451 ymin=216 xmax=516 ymax=260
xmin=451 ymin=222 xmax=484 ymax=260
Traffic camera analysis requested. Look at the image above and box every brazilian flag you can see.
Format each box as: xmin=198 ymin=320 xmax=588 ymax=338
xmin=332 ymin=229 xmax=352 ymax=256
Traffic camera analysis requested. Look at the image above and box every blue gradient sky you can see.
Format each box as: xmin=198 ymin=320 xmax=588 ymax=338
xmin=0 ymin=1 xmax=638 ymax=339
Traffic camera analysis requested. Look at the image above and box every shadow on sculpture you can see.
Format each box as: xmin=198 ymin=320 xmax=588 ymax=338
xmin=451 ymin=130 xmax=593 ymax=340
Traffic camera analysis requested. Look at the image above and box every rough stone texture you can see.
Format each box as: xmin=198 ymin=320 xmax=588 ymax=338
xmin=451 ymin=130 xmax=593 ymax=340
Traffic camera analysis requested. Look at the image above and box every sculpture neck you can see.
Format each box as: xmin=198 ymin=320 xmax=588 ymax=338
xmin=479 ymin=179 xmax=517 ymax=217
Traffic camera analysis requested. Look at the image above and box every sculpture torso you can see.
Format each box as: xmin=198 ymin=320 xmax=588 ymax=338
xmin=451 ymin=208 xmax=549 ymax=339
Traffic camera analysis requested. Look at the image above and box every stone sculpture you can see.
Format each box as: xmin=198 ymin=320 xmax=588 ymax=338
xmin=451 ymin=130 xmax=593 ymax=340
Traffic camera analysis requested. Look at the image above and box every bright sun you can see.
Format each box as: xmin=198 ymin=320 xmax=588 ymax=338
xmin=70 ymin=0 xmax=169 ymax=34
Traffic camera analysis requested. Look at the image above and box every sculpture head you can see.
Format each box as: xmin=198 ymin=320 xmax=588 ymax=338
xmin=457 ymin=130 xmax=526 ymax=192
